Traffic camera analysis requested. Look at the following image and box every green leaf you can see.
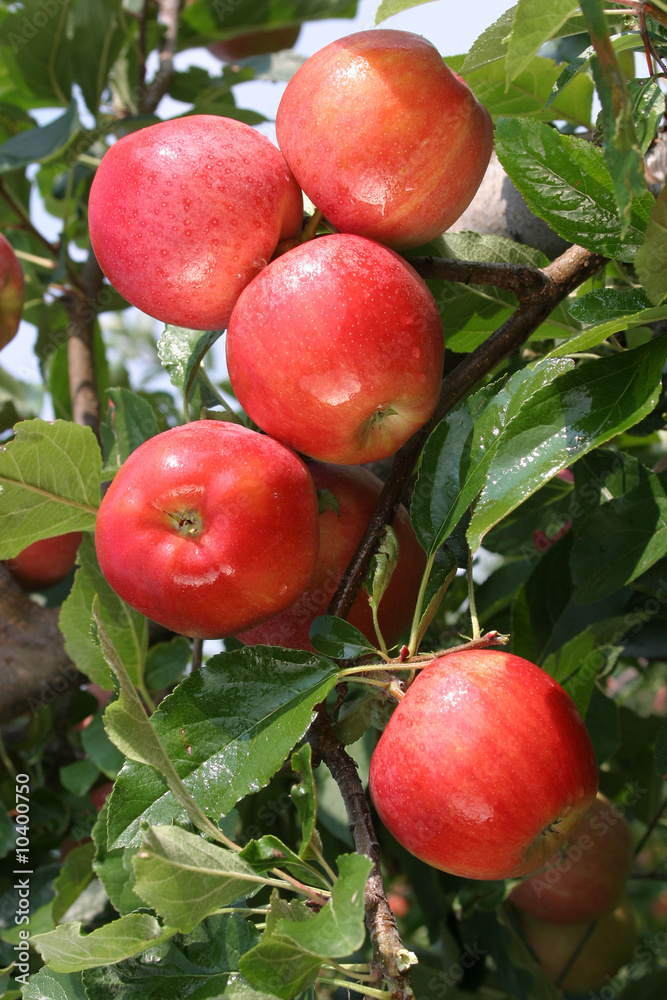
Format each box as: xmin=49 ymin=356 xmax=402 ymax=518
xmin=290 ymin=743 xmax=318 ymax=858
xmin=92 ymin=803 xmax=144 ymax=916
xmin=581 ymin=0 xmax=645 ymax=231
xmin=94 ymin=602 xmax=226 ymax=847
xmin=468 ymin=337 xmax=667 ymax=550
xmin=21 ymin=968 xmax=87 ymax=1000
xmin=0 ymin=0 xmax=72 ymax=107
xmin=0 ymin=419 xmax=100 ymax=559
xmin=505 ymin=0 xmax=579 ymax=82
xmin=457 ymin=51 xmax=594 ymax=128
xmin=238 ymin=894 xmax=322 ymax=1000
xmin=495 ymin=117 xmax=653 ymax=261
xmin=59 ymin=533 xmax=148 ymax=689
xmin=132 ymin=826 xmax=263 ymax=933
xmin=374 ymin=0 xmax=434 ymax=22
xmin=239 ymin=834 xmax=330 ymax=891
xmin=157 ymin=325 xmax=224 ymax=414
xmin=0 ymin=100 xmax=79 ymax=172
xmin=635 ymin=184 xmax=667 ymax=305
xmin=144 ymin=636 xmax=192 ymax=690
xmin=552 ymin=287 xmax=667 ymax=355
xmin=32 ymin=913 xmax=176 ymax=973
xmin=462 ymin=5 xmax=517 ymax=73
xmin=71 ymin=0 xmax=125 ymax=114
xmin=80 ymin=913 xmax=265 ymax=999
xmin=570 ymin=456 xmax=667 ymax=603
xmin=586 ymin=686 xmax=621 ymax=765
xmin=102 ymin=387 xmax=160 ymax=475
xmin=50 ymin=841 xmax=96 ymax=924
xmin=59 ymin=759 xmax=100 ymax=796
xmin=542 ymin=627 xmax=624 ymax=716
xmin=0 ymin=365 xmax=43 ymax=432
xmin=80 ymin=712 xmax=125 ymax=779
xmin=107 ymin=646 xmax=339 ymax=849
xmin=276 ymin=852 xmax=371 ymax=957
xmin=309 ymin=615 xmax=377 ymax=659
xmin=411 ymin=362 xmax=571 ymax=556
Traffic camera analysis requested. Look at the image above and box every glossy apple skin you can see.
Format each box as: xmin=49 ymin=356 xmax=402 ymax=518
xmin=88 ymin=115 xmax=303 ymax=330
xmin=226 ymin=234 xmax=444 ymax=464
xmin=0 ymin=233 xmax=25 ymax=350
xmin=276 ymin=29 xmax=493 ymax=250
xmin=510 ymin=792 xmax=634 ymax=923
xmin=209 ymin=25 xmax=301 ymax=61
xmin=5 ymin=532 xmax=83 ymax=590
xmin=369 ymin=649 xmax=598 ymax=880
xmin=517 ymin=899 xmax=637 ymax=993
xmin=238 ymin=462 xmax=426 ymax=651
xmin=95 ymin=421 xmax=319 ymax=639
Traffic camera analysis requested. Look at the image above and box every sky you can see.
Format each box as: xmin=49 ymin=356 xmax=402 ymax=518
xmin=1 ymin=0 xmax=514 ymax=389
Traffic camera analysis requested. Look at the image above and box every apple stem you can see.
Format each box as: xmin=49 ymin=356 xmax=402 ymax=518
xmin=298 ymin=209 xmax=324 ymax=244
xmin=322 ymin=960 xmax=382 ymax=984
xmin=467 ymin=549 xmax=481 ymax=641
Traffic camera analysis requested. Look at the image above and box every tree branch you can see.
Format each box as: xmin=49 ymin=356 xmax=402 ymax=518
xmin=63 ymin=250 xmax=105 ymax=439
xmin=0 ymin=566 xmax=81 ymax=725
xmin=408 ymin=255 xmax=549 ymax=299
xmin=310 ymin=708 xmax=415 ymax=999
xmin=138 ymin=0 xmax=181 ymax=115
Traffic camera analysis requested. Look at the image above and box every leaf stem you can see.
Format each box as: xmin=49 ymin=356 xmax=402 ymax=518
xmin=467 ymin=548 xmax=481 ymax=641
xmin=407 ymin=548 xmax=436 ymax=656
xmin=317 ymin=977 xmax=391 ymax=999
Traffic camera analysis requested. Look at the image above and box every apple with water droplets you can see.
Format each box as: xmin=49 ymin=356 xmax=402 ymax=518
xmin=369 ymin=649 xmax=598 ymax=880
xmin=276 ymin=29 xmax=493 ymax=249
xmin=95 ymin=421 xmax=320 ymax=639
xmin=226 ymin=233 xmax=444 ymax=464
xmin=88 ymin=115 xmax=303 ymax=331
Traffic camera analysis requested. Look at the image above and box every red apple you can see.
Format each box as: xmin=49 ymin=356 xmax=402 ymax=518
xmin=226 ymin=234 xmax=444 ymax=464
xmin=95 ymin=420 xmax=319 ymax=639
xmin=208 ymin=25 xmax=301 ymax=61
xmin=276 ymin=29 xmax=493 ymax=250
xmin=510 ymin=793 xmax=634 ymax=924
xmin=0 ymin=232 xmax=25 ymax=350
xmin=517 ymin=899 xmax=638 ymax=993
xmin=5 ymin=532 xmax=83 ymax=590
xmin=238 ymin=462 xmax=426 ymax=651
xmin=88 ymin=115 xmax=303 ymax=330
xmin=369 ymin=649 xmax=599 ymax=880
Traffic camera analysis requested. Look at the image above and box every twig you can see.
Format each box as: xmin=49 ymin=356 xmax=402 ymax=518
xmin=408 ymin=255 xmax=549 ymax=299
xmin=138 ymin=0 xmax=181 ymax=114
xmin=63 ymin=250 xmax=105 ymax=439
xmin=633 ymin=795 xmax=667 ymax=857
xmin=309 ymin=708 xmax=416 ymax=1000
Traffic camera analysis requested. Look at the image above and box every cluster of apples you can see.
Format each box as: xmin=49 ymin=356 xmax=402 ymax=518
xmin=91 ymin=28 xmax=494 ymax=645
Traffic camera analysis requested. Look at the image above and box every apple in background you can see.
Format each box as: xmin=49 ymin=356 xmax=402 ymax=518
xmin=238 ymin=462 xmax=426 ymax=651
xmin=208 ymin=24 xmax=301 ymax=61
xmin=276 ymin=29 xmax=493 ymax=250
xmin=517 ymin=899 xmax=638 ymax=993
xmin=226 ymin=234 xmax=444 ymax=465
xmin=95 ymin=421 xmax=320 ymax=639
xmin=0 ymin=232 xmax=25 ymax=350
xmin=369 ymin=649 xmax=599 ymax=880
xmin=5 ymin=532 xmax=83 ymax=590
xmin=88 ymin=115 xmax=303 ymax=331
xmin=510 ymin=792 xmax=634 ymax=924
